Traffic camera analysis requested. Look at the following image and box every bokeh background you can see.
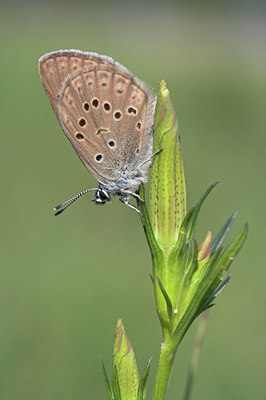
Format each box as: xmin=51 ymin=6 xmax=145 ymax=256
xmin=1 ymin=0 xmax=265 ymax=399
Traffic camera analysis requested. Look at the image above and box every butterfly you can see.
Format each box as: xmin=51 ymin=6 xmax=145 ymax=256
xmin=39 ymin=50 xmax=160 ymax=215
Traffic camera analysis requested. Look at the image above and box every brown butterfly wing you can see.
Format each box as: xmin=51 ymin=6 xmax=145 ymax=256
xmin=39 ymin=50 xmax=155 ymax=187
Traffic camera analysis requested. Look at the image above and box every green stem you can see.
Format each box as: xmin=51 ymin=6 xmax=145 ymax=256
xmin=152 ymin=339 xmax=180 ymax=400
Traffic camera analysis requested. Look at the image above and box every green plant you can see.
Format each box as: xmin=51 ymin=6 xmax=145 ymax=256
xmin=100 ymin=81 xmax=248 ymax=400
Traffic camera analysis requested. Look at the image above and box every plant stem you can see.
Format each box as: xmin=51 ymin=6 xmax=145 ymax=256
xmin=152 ymin=340 xmax=177 ymax=400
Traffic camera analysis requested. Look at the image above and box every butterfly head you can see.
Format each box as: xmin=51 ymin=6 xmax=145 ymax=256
xmin=93 ymin=185 xmax=111 ymax=205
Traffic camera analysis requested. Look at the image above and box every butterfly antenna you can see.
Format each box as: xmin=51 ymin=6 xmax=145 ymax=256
xmin=53 ymin=188 xmax=98 ymax=216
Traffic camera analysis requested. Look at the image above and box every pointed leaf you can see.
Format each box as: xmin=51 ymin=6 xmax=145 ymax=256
xmin=175 ymin=240 xmax=199 ymax=318
xmin=137 ymin=184 xmax=163 ymax=260
xmin=171 ymin=247 xmax=224 ymax=345
xmin=174 ymin=240 xmax=197 ymax=318
xmin=112 ymin=366 xmax=122 ymax=400
xmin=187 ymin=181 xmax=221 ymax=241
xmin=211 ymin=210 xmax=239 ymax=254
xmin=180 ymin=207 xmax=195 ymax=236
xmin=185 ymin=240 xmax=198 ymax=277
xmin=171 ymin=224 xmax=247 ymax=348
xmin=157 ymin=277 xmax=173 ymax=326
xmin=137 ymin=357 xmax=153 ymax=400
xmin=197 ymin=273 xmax=231 ymax=315
xmin=100 ymin=357 xmax=114 ymax=400
xmin=170 ymin=207 xmax=195 ymax=260
xmin=212 ymin=223 xmax=248 ymax=272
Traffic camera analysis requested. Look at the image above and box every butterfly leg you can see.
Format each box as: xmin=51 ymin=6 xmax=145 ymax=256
xmin=120 ymin=190 xmax=144 ymax=202
xmin=120 ymin=198 xmax=143 ymax=216
xmin=137 ymin=148 xmax=163 ymax=169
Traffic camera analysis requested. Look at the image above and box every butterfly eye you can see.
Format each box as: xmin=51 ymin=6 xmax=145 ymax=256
xmin=99 ymin=190 xmax=109 ymax=200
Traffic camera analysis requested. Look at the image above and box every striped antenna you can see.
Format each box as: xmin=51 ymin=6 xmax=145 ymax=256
xmin=53 ymin=188 xmax=98 ymax=216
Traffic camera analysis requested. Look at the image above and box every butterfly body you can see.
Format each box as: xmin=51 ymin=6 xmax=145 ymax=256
xmin=39 ymin=50 xmax=156 ymax=214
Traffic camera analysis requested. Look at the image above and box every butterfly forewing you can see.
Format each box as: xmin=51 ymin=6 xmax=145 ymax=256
xmin=39 ymin=50 xmax=155 ymax=186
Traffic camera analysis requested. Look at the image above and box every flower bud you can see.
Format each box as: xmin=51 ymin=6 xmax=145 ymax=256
xmin=149 ymin=81 xmax=186 ymax=248
xmin=112 ymin=319 xmax=139 ymax=400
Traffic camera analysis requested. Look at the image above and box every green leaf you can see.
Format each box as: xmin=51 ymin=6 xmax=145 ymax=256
xmin=211 ymin=210 xmax=239 ymax=254
xmin=185 ymin=240 xmax=198 ymax=278
xmin=187 ymin=181 xmax=221 ymax=241
xmin=175 ymin=240 xmax=199 ymax=319
xmin=112 ymin=366 xmax=122 ymax=400
xmin=211 ymin=223 xmax=248 ymax=272
xmin=171 ymin=224 xmax=248 ymax=348
xmin=137 ymin=184 xmax=163 ymax=260
xmin=198 ymin=273 xmax=231 ymax=315
xmin=171 ymin=247 xmax=224 ymax=345
xmin=194 ymin=246 xmax=225 ymax=307
xmin=100 ymin=357 xmax=114 ymax=400
xmin=167 ymin=208 xmax=196 ymax=298
xmin=137 ymin=357 xmax=153 ymax=400
xmin=157 ymin=277 xmax=174 ymax=327
xmin=170 ymin=207 xmax=195 ymax=260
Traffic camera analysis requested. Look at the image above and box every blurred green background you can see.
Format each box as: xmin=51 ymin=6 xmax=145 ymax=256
xmin=1 ymin=0 xmax=265 ymax=399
